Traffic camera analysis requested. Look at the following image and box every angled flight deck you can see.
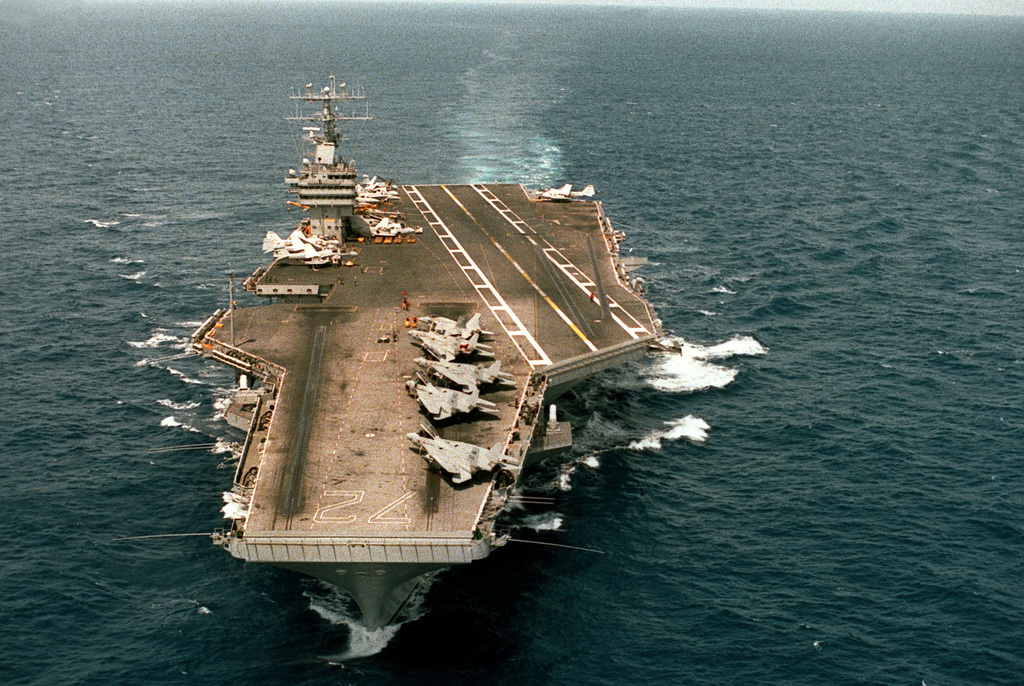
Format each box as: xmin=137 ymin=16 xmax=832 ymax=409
xmin=404 ymin=184 xmax=657 ymax=384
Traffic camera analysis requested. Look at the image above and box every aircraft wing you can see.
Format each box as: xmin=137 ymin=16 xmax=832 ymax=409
xmin=424 ymin=444 xmax=474 ymax=483
xmin=416 ymin=385 xmax=453 ymax=420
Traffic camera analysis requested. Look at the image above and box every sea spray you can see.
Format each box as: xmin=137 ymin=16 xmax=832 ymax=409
xmin=629 ymin=415 xmax=711 ymax=450
xmin=306 ymin=576 xmax=435 ymax=661
xmin=645 ymin=334 xmax=766 ymax=392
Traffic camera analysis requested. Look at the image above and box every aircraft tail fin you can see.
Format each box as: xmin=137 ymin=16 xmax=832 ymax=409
xmin=262 ymin=231 xmax=286 ymax=252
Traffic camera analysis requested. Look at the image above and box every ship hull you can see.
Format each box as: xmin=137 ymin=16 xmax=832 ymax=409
xmin=275 ymin=561 xmax=445 ymax=629
xmin=217 ymin=530 xmax=494 ymax=629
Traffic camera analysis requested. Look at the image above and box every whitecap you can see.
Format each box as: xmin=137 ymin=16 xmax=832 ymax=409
xmin=211 ymin=438 xmax=235 ymax=454
xmin=160 ymin=415 xmax=200 ymax=432
xmin=521 ymin=512 xmax=563 ymax=531
xmin=167 ymin=367 xmax=203 ymax=385
xmin=212 ymin=393 xmax=232 ymax=420
xmin=710 ymin=285 xmax=736 ymax=295
xmin=644 ymin=352 xmax=737 ymax=393
xmin=705 ymin=335 xmax=768 ymax=359
xmin=120 ymin=270 xmax=146 ymax=281
xmin=157 ymin=398 xmax=201 ymax=411
xmin=110 ymin=256 xmax=144 ymax=264
xmin=85 ymin=219 xmax=120 ymax=228
xmin=128 ymin=331 xmax=185 ymax=349
xmin=556 ymin=461 xmax=577 ymax=491
xmin=629 ymin=415 xmax=710 ymax=450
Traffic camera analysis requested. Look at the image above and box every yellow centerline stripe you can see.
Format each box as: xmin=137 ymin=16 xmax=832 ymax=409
xmin=441 ymin=186 xmax=597 ymax=351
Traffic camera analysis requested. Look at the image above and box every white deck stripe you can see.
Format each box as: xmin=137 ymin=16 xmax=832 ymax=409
xmin=404 ymin=186 xmax=551 ymax=367
xmin=470 ymin=184 xmax=651 ymax=339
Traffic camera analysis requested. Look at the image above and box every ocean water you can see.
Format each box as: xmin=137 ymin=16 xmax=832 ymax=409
xmin=2 ymin=4 xmax=1022 ymax=684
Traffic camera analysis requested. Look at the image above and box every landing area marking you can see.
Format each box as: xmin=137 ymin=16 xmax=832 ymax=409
xmin=404 ymin=185 xmax=551 ymax=368
xmin=471 ymin=184 xmax=651 ymax=339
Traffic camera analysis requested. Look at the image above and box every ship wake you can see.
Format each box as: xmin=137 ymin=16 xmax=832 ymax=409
xmin=305 ymin=575 xmax=436 ymax=661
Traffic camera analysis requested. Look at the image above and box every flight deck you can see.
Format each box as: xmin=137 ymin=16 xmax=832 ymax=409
xmin=195 ymin=177 xmax=657 ymax=627
xmin=202 ymin=183 xmax=656 ymax=537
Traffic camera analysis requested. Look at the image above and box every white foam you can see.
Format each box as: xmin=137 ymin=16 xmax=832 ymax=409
xmin=212 ymin=393 xmax=232 ymax=420
xmin=553 ymin=452 xmax=604 ymax=492
xmin=211 ymin=438 xmax=234 ymax=454
xmin=157 ymin=398 xmax=200 ymax=411
xmin=167 ymin=367 xmax=203 ymax=385
xmin=629 ymin=415 xmax=710 ymax=450
xmin=160 ymin=415 xmax=200 ymax=433
xmin=111 ymin=256 xmax=144 ymax=264
xmin=521 ymin=512 xmax=564 ymax=531
xmin=645 ymin=352 xmax=737 ymax=393
xmin=129 ymin=331 xmax=186 ymax=349
xmin=306 ymin=577 xmax=434 ymax=661
xmin=705 ymin=335 xmax=768 ymax=359
xmin=85 ymin=219 xmax=120 ymax=228
xmin=710 ymin=285 xmax=736 ymax=295
xmin=646 ymin=335 xmax=766 ymax=392
xmin=120 ymin=270 xmax=147 ymax=281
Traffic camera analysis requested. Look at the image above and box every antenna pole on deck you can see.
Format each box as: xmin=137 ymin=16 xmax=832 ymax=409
xmin=228 ymin=272 xmax=235 ymax=345
xmin=112 ymin=532 xmax=214 ymax=542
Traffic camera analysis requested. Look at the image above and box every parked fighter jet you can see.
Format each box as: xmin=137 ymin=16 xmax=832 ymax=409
xmin=409 ymin=329 xmax=493 ymax=361
xmin=539 ymin=183 xmax=595 ymax=202
xmin=406 ymin=431 xmax=510 ymax=484
xmin=419 ymin=312 xmax=490 ymax=339
xmin=406 ymin=380 xmax=497 ymax=420
xmin=262 ymin=228 xmax=347 ymax=265
xmin=414 ymin=358 xmax=514 ymax=391
xmin=368 ymin=216 xmax=422 ymax=237
xmin=357 ymin=175 xmax=400 ymax=204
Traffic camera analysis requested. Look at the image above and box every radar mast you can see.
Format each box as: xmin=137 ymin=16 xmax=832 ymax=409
xmin=285 ymin=76 xmax=372 ymax=240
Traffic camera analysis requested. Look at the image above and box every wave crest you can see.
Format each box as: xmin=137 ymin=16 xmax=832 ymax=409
xmin=629 ymin=415 xmax=710 ymax=450
xmin=645 ymin=334 xmax=765 ymax=392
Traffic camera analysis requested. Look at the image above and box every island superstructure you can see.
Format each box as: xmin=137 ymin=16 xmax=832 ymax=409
xmin=192 ymin=78 xmax=660 ymax=628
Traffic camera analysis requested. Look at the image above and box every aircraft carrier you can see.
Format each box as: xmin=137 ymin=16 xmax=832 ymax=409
xmin=191 ymin=79 xmax=661 ymax=628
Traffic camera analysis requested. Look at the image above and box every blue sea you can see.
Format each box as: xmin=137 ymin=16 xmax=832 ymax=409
xmin=2 ymin=3 xmax=1022 ymax=684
